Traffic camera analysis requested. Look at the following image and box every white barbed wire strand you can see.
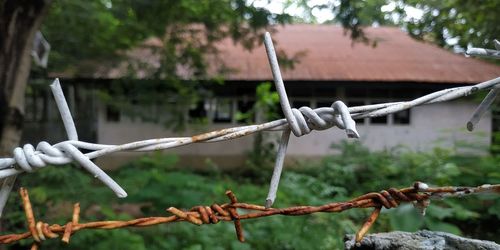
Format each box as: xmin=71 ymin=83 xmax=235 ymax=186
xmin=50 ymin=79 xmax=78 ymax=141
xmin=465 ymin=39 xmax=500 ymax=131
xmin=263 ymin=32 xmax=359 ymax=208
xmin=0 ymin=176 xmax=16 ymax=217
xmin=467 ymin=88 xmax=499 ymax=131
xmin=0 ymin=37 xmax=498 ymax=216
xmin=48 ymin=80 xmax=125 ymax=198
xmin=466 ymin=39 xmax=500 ymax=60
xmin=0 ymin=79 xmax=128 ymax=217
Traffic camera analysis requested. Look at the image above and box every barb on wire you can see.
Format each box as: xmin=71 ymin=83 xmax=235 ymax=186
xmin=1 ymin=183 xmax=498 ymax=248
xmin=466 ymin=39 xmax=500 ymax=59
xmin=263 ymin=32 xmax=359 ymax=208
xmin=465 ymin=39 xmax=500 ymax=131
xmin=0 ymin=33 xmax=499 ymax=217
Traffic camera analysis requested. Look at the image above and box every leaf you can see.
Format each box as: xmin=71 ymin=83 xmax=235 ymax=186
xmin=387 ymin=204 xmax=425 ymax=232
xmin=425 ymin=205 xmax=454 ymax=220
xmin=487 ymin=199 xmax=500 ymax=219
xmin=425 ymin=219 xmax=462 ymax=236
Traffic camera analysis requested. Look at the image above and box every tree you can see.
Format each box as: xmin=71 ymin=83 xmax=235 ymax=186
xmin=0 ymin=0 xmax=52 ymax=156
xmin=401 ymin=0 xmax=500 ymax=50
xmin=288 ymin=0 xmax=499 ymax=49
xmin=0 ymin=0 xmax=291 ymax=154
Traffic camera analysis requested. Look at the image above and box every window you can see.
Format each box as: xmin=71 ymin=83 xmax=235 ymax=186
xmin=237 ymin=100 xmax=254 ymax=114
xmin=393 ymin=109 xmax=411 ymax=125
xmin=370 ymin=116 xmax=387 ymax=125
xmin=189 ymin=101 xmax=207 ymax=119
xmin=213 ymin=99 xmax=232 ymax=123
xmin=368 ymin=101 xmax=388 ymax=125
xmin=106 ymin=105 xmax=120 ymax=122
xmin=236 ymin=100 xmax=255 ymax=123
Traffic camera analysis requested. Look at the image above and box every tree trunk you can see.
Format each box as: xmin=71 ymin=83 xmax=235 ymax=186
xmin=0 ymin=0 xmax=51 ymax=156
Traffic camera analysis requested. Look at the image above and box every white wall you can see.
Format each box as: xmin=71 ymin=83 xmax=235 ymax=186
xmin=287 ymin=101 xmax=490 ymax=155
xmin=96 ymin=100 xmax=491 ymax=168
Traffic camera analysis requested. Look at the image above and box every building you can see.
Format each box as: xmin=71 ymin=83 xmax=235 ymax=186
xmin=23 ymin=25 xmax=500 ymax=168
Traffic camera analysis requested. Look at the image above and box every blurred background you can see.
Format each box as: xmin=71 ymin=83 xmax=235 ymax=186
xmin=1 ymin=0 xmax=499 ymax=249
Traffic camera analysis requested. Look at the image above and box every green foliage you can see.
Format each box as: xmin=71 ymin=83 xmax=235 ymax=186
xmin=296 ymin=141 xmax=500 ymax=240
xmin=38 ymin=1 xmax=294 ymax=130
xmin=332 ymin=0 xmax=400 ymax=44
xmin=3 ymin=143 xmax=499 ymax=249
xmin=236 ymin=82 xmax=280 ymax=181
xmin=42 ymin=0 xmax=292 ymax=72
xmin=292 ymin=0 xmax=499 ymax=50
xmin=402 ymin=0 xmax=500 ymax=50
xmin=3 ymin=154 xmax=358 ymax=249
xmin=235 ymin=82 xmax=280 ymax=123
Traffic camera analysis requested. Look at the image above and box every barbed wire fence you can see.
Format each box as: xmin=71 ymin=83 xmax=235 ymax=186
xmin=2 ymin=183 xmax=500 ymax=250
xmin=0 ymin=33 xmax=499 ymax=247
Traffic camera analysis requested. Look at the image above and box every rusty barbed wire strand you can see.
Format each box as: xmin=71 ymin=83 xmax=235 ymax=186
xmin=0 ymin=35 xmax=498 ymax=215
xmin=1 ymin=182 xmax=498 ymax=248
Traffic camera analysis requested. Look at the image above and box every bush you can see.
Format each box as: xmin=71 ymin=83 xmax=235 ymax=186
xmin=3 ymin=143 xmax=499 ymax=249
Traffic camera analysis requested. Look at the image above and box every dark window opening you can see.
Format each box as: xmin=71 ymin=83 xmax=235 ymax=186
xmin=371 ymin=116 xmax=387 ymax=125
xmin=214 ymin=99 xmax=232 ymax=123
xmin=236 ymin=100 xmax=255 ymax=122
xmin=393 ymin=109 xmax=411 ymax=125
xmin=189 ymin=101 xmax=207 ymax=119
xmin=106 ymin=105 xmax=121 ymax=122
xmin=237 ymin=100 xmax=254 ymax=113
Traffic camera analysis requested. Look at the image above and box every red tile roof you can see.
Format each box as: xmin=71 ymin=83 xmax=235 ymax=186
xmin=214 ymin=24 xmax=499 ymax=83
xmin=59 ymin=24 xmax=499 ymax=84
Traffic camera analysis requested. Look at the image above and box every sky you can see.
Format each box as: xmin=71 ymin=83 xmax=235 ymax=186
xmin=253 ymin=0 xmax=335 ymax=23
xmin=251 ymin=0 xmax=424 ymax=24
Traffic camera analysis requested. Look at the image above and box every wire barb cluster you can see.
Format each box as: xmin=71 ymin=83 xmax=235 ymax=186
xmin=1 ymin=183 xmax=498 ymax=249
xmin=0 ymin=34 xmax=499 ymax=216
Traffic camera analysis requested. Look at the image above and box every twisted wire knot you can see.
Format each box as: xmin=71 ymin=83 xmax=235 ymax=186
xmin=289 ymin=101 xmax=360 ymax=138
xmin=4 ymin=140 xmax=127 ymax=199
xmin=12 ymin=142 xmax=66 ymax=173
xmin=167 ymin=190 xmax=245 ymax=242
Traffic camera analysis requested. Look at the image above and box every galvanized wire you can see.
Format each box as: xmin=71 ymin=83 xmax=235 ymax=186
xmin=2 ymin=183 xmax=499 ymax=248
xmin=0 ymin=34 xmax=498 ymax=217
xmin=466 ymin=39 xmax=500 ymax=59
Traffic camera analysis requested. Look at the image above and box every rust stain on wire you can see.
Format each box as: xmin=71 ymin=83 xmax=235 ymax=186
xmin=1 ymin=183 xmax=498 ymax=248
